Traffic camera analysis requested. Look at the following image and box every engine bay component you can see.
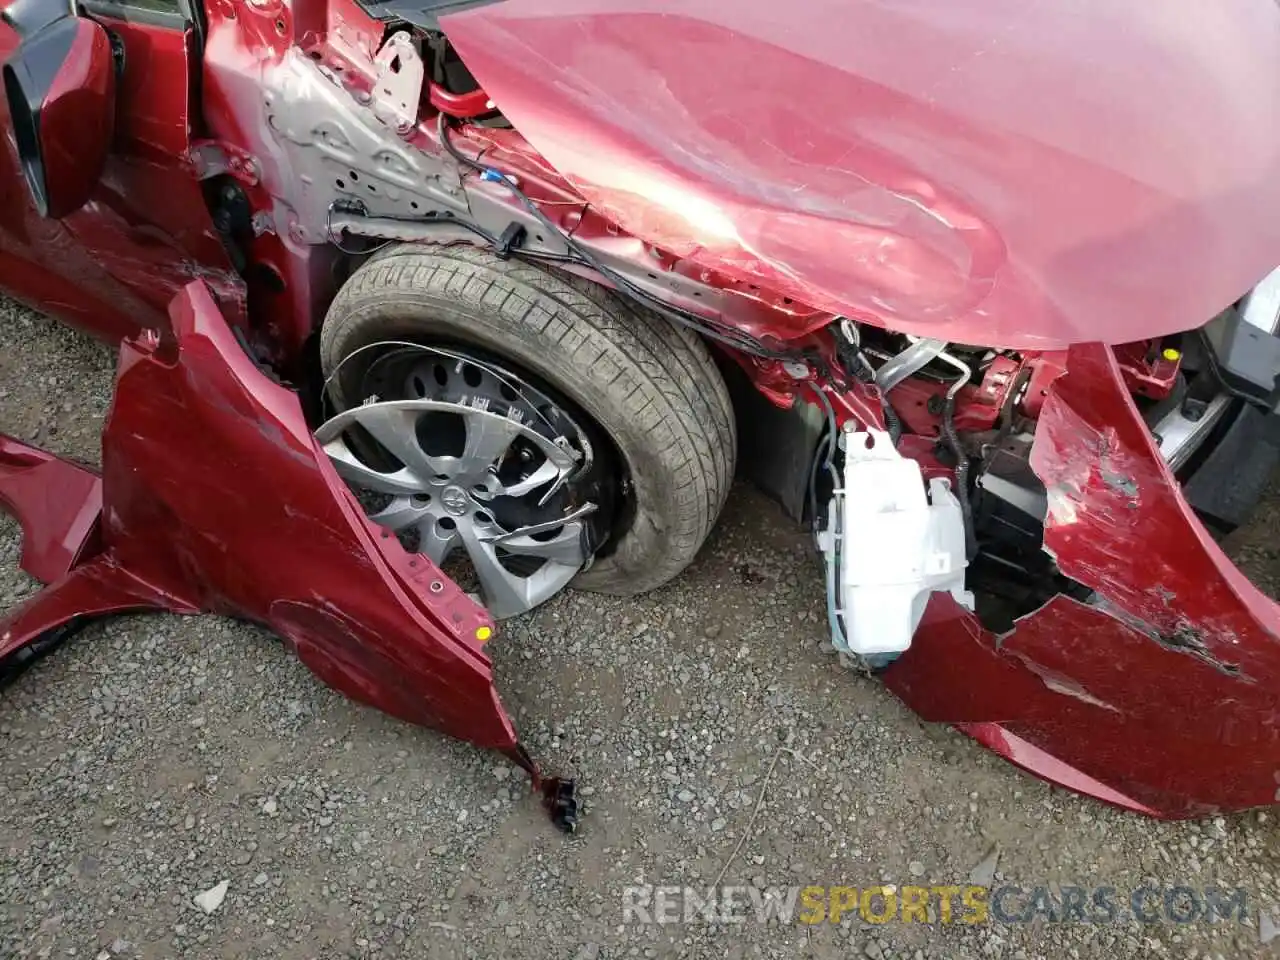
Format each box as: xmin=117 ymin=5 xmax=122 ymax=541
xmin=968 ymin=429 xmax=1086 ymax=627
xmin=1202 ymin=306 xmax=1280 ymax=408
xmin=818 ymin=426 xmax=973 ymax=660
xmin=874 ymin=337 xmax=948 ymax=392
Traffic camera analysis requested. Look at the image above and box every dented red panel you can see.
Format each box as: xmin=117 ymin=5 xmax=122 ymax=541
xmin=0 ymin=437 xmax=100 ymax=584
xmin=885 ymin=343 xmax=1280 ymax=817
xmin=442 ymin=0 xmax=1280 ymax=349
xmin=0 ymin=281 xmax=518 ymax=751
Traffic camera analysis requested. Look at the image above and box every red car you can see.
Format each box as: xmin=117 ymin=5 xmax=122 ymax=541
xmin=1 ymin=0 xmax=1279 ymax=825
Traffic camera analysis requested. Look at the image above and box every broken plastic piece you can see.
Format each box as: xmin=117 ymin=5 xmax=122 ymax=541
xmin=502 ymin=743 xmax=579 ymax=833
xmin=495 ymin=221 xmax=526 ymax=259
xmin=820 ymin=427 xmax=973 ymax=657
xmin=541 ymin=778 xmax=578 ymax=834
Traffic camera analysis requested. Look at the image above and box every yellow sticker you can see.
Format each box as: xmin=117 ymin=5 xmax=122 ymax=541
xmin=1162 ymin=347 xmax=1181 ymax=362
xmin=476 ymin=626 xmax=493 ymax=642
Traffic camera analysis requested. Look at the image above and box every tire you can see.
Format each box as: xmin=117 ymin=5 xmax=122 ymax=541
xmin=319 ymin=243 xmax=737 ymax=597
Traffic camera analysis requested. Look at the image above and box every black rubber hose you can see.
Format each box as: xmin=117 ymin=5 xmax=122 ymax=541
xmin=882 ymin=398 xmax=903 ymax=445
xmin=837 ymin=334 xmax=903 ymax=445
xmin=942 ymin=394 xmax=977 ymax=561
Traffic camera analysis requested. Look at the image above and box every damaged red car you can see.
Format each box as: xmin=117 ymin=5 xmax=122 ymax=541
xmin=1 ymin=0 xmax=1279 ymax=827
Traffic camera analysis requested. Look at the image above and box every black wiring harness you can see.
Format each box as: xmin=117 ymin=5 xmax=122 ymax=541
xmin=435 ymin=114 xmax=844 ymax=370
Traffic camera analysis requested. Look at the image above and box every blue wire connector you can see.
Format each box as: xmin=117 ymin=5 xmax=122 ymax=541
xmin=481 ymin=168 xmax=506 ymax=184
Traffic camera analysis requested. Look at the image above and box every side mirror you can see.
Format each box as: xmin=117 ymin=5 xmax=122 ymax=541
xmin=2 ymin=0 xmax=116 ymax=219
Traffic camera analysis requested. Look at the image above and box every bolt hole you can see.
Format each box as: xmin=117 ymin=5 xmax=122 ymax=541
xmin=368 ymin=184 xmax=377 ymax=193
xmin=409 ymin=559 xmax=418 ymax=568
xmin=335 ymin=178 xmax=345 ymax=189
xmin=411 ymin=493 xmax=431 ymax=506
xmin=438 ymin=517 xmax=457 ymax=531
xmin=274 ymin=17 xmax=286 ymax=34
xmin=307 ymin=51 xmax=322 ymax=61
xmin=646 ymin=273 xmax=657 ymax=280
xmin=410 ymin=201 xmax=419 ymax=210
xmin=430 ymin=580 xmax=444 ymax=593
xmin=411 ymin=375 xmax=427 ymax=397
xmin=350 ymin=171 xmax=359 ymax=181
xmin=782 ymin=297 xmax=794 ymax=305
xmin=692 ymin=291 xmax=702 ymax=297
xmin=474 ymin=510 xmax=493 ymax=525
xmin=390 ymin=55 xmax=402 ymax=74
xmin=461 ymin=364 xmax=482 ymax=388
xmin=535 ymin=234 xmax=543 ymax=243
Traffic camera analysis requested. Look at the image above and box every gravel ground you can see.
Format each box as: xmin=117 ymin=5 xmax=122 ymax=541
xmin=1 ymin=299 xmax=1279 ymax=960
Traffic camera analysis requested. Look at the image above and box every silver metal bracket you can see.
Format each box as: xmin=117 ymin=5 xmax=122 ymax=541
xmin=371 ymin=32 xmax=425 ymax=136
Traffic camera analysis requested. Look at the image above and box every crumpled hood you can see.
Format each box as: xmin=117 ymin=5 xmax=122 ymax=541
xmin=442 ymin=0 xmax=1280 ymax=349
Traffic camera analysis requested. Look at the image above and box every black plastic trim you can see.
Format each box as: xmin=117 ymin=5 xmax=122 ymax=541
xmin=355 ymin=0 xmax=502 ymax=28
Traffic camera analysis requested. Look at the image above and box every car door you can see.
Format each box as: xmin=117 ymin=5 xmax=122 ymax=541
xmin=0 ymin=0 xmax=237 ymax=342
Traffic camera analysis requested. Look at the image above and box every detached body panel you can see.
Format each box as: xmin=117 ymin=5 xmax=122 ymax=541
xmin=885 ymin=344 xmax=1280 ymax=817
xmin=0 ymin=282 xmax=514 ymax=750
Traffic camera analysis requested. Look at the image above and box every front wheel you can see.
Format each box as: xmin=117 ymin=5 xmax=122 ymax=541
xmin=316 ymin=244 xmax=737 ymax=619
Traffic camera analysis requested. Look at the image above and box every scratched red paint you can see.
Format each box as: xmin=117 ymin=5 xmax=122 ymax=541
xmin=0 ymin=283 xmax=512 ymax=750
xmin=884 ymin=345 xmax=1280 ymax=817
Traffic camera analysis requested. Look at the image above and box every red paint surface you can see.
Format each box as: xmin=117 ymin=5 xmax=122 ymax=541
xmin=0 ymin=4 xmax=242 ymax=343
xmin=0 ymin=436 xmax=100 ymax=583
xmin=0 ymin=282 xmax=515 ymax=751
xmin=0 ymin=0 xmax=1277 ymax=816
xmin=885 ymin=344 xmax=1280 ymax=817
xmin=31 ymin=18 xmax=114 ymax=219
xmin=443 ymin=0 xmax=1280 ymax=349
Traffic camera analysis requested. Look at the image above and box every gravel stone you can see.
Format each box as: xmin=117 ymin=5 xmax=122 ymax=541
xmin=968 ymin=845 xmax=1001 ymax=886
xmin=193 ymin=880 xmax=229 ymax=915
